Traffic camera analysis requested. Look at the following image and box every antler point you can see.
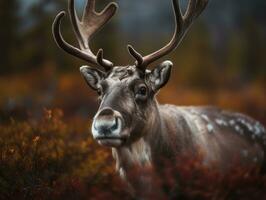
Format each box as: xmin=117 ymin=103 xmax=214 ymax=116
xmin=97 ymin=49 xmax=104 ymax=57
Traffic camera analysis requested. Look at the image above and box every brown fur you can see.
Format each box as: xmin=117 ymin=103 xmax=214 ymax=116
xmin=111 ymin=102 xmax=265 ymax=195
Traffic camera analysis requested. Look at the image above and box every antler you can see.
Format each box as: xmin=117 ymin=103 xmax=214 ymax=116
xmin=128 ymin=0 xmax=209 ymax=70
xmin=52 ymin=0 xmax=118 ymax=71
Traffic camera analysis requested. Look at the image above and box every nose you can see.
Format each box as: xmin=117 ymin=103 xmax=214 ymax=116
xmin=93 ymin=108 xmax=121 ymax=136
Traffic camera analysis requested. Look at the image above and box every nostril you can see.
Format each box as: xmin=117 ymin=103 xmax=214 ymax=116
xmin=111 ymin=117 xmax=119 ymax=131
xmin=99 ymin=108 xmax=114 ymax=116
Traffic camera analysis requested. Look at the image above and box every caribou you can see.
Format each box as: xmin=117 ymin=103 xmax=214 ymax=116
xmin=53 ymin=0 xmax=266 ymax=196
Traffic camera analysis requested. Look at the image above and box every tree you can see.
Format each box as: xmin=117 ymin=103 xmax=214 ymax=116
xmin=0 ymin=0 xmax=19 ymax=73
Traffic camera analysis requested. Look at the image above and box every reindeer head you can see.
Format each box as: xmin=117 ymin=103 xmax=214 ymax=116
xmin=52 ymin=0 xmax=208 ymax=147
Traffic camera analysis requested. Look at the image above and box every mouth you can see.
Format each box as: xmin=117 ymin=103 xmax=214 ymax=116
xmin=95 ymin=136 xmax=127 ymax=147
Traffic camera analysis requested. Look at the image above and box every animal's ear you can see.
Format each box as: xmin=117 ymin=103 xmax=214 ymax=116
xmin=80 ymin=66 xmax=105 ymax=90
xmin=147 ymin=61 xmax=173 ymax=92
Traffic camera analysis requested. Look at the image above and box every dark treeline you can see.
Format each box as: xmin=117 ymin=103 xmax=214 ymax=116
xmin=0 ymin=0 xmax=265 ymax=87
xmin=0 ymin=0 xmax=19 ymax=73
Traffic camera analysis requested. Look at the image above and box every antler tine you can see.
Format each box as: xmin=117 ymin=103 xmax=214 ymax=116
xmin=52 ymin=0 xmax=118 ymax=71
xmin=68 ymin=0 xmax=85 ymax=50
xmin=128 ymin=0 xmax=209 ymax=70
xmin=76 ymin=0 xmax=118 ymax=48
xmin=96 ymin=49 xmax=112 ymax=71
xmin=53 ymin=11 xmax=100 ymax=64
xmin=69 ymin=0 xmax=117 ymax=68
xmin=184 ymin=0 xmax=208 ymax=25
xmin=127 ymin=45 xmax=144 ymax=66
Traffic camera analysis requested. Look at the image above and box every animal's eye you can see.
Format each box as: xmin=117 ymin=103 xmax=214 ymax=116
xmin=135 ymin=84 xmax=148 ymax=101
xmin=138 ymin=86 xmax=147 ymax=96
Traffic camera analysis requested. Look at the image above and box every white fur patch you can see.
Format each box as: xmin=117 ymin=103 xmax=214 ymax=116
xmin=207 ymin=124 xmax=214 ymax=133
xmin=254 ymin=125 xmax=261 ymax=136
xmin=201 ymin=114 xmax=209 ymax=122
xmin=246 ymin=123 xmax=253 ymax=132
xmin=119 ymin=167 xmax=126 ymax=179
xmin=229 ymin=120 xmax=235 ymax=125
xmin=254 ymin=122 xmax=265 ymax=136
xmin=189 ymin=109 xmax=200 ymax=115
xmin=234 ymin=125 xmax=243 ymax=135
xmin=215 ymin=119 xmax=228 ymax=126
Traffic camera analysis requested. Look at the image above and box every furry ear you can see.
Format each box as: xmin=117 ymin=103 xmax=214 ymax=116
xmin=80 ymin=66 xmax=105 ymax=90
xmin=147 ymin=61 xmax=173 ymax=92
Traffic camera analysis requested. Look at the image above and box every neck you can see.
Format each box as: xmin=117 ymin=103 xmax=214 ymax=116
xmin=112 ymin=99 xmax=168 ymax=174
xmin=112 ymin=138 xmax=152 ymax=172
xmin=145 ymin=101 xmax=180 ymax=167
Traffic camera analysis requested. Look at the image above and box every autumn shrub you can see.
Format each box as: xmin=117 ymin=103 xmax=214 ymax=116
xmin=0 ymin=109 xmax=129 ymax=200
xmin=121 ymin=152 xmax=266 ymax=199
xmin=171 ymin=153 xmax=266 ymax=199
xmin=1 ymin=109 xmax=266 ymax=200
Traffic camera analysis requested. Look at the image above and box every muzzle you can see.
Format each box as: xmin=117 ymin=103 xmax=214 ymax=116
xmin=92 ymin=107 xmax=126 ymax=147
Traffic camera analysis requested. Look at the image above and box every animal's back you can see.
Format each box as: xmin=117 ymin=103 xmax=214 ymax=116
xmin=159 ymin=104 xmax=266 ymax=171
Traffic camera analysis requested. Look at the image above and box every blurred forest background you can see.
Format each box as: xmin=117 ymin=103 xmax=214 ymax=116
xmin=0 ymin=0 xmax=265 ymax=199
